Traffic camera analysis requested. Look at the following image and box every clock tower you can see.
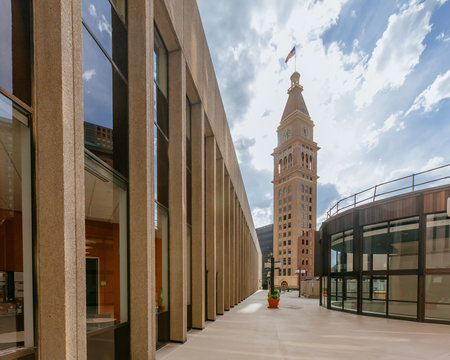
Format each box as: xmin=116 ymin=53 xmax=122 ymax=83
xmin=272 ymin=72 xmax=319 ymax=289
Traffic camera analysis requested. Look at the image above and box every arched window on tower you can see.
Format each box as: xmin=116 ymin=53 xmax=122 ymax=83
xmin=310 ymin=155 xmax=313 ymax=170
xmin=302 ymin=152 xmax=304 ymax=162
xmin=301 ymin=184 xmax=304 ymax=192
xmin=283 ymin=157 xmax=287 ymax=170
xmin=278 ymin=159 xmax=282 ymax=174
xmin=288 ymin=153 xmax=293 ymax=168
xmin=279 ymin=189 xmax=282 ymax=197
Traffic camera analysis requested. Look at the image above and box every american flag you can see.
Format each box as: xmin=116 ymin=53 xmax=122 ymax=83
xmin=285 ymin=46 xmax=296 ymax=63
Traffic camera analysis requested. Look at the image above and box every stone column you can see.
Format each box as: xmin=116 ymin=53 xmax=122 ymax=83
xmin=34 ymin=0 xmax=86 ymax=358
xmin=205 ymin=136 xmax=216 ymax=320
xmin=128 ymin=0 xmax=155 ymax=357
xmin=224 ymin=175 xmax=230 ymax=311
xmin=229 ymin=188 xmax=235 ymax=307
xmin=168 ymin=50 xmax=187 ymax=342
xmin=215 ymin=158 xmax=224 ymax=315
xmin=191 ymin=104 xmax=205 ymax=329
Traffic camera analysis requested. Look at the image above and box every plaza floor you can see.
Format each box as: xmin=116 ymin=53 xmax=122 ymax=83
xmin=156 ymin=290 xmax=450 ymax=360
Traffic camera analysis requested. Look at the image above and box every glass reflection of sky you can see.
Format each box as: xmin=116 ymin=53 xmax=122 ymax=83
xmin=82 ymin=27 xmax=113 ymax=129
xmin=82 ymin=0 xmax=113 ymax=56
xmin=0 ymin=0 xmax=13 ymax=94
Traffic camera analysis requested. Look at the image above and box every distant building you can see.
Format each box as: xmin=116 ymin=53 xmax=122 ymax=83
xmin=256 ymin=224 xmax=273 ymax=289
xmin=272 ymin=72 xmax=319 ymax=289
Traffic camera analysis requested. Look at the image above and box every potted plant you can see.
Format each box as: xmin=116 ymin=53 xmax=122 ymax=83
xmin=267 ymin=288 xmax=280 ymax=308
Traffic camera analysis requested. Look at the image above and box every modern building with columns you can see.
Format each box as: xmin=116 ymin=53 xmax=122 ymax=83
xmin=0 ymin=0 xmax=261 ymax=359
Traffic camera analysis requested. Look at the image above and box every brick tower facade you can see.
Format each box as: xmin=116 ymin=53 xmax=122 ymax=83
xmin=272 ymin=72 xmax=319 ymax=289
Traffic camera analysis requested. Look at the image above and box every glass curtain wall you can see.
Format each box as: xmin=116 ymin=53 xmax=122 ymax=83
xmin=186 ymin=97 xmax=192 ymax=330
xmin=425 ymin=213 xmax=450 ymax=321
xmin=154 ymin=27 xmax=170 ymax=347
xmin=0 ymin=94 xmax=33 ymax=355
xmin=0 ymin=1 xmax=34 ymax=356
xmin=82 ymin=0 xmax=130 ymax=358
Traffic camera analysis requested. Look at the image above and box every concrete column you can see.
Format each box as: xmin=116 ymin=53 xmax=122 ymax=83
xmin=216 ymin=158 xmax=224 ymax=315
xmin=128 ymin=0 xmax=155 ymax=357
xmin=191 ymin=104 xmax=205 ymax=329
xmin=235 ymin=197 xmax=239 ymax=305
xmin=35 ymin=1 xmax=86 ymax=358
xmin=168 ymin=50 xmax=187 ymax=342
xmin=205 ymin=136 xmax=216 ymax=320
xmin=224 ymin=176 xmax=230 ymax=311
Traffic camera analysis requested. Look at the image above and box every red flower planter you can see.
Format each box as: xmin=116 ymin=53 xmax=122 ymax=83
xmin=268 ymin=298 xmax=280 ymax=309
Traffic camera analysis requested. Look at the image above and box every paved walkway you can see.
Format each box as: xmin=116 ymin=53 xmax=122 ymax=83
xmin=157 ymin=290 xmax=450 ymax=360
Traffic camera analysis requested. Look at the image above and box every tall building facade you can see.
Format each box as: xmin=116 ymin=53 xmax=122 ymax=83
xmin=272 ymin=72 xmax=319 ymax=289
xmin=0 ymin=0 xmax=261 ymax=359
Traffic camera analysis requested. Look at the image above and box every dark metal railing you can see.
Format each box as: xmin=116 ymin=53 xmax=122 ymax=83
xmin=326 ymin=164 xmax=450 ymax=218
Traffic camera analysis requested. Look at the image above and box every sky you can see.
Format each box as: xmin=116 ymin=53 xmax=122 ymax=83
xmin=196 ymin=0 xmax=450 ymax=229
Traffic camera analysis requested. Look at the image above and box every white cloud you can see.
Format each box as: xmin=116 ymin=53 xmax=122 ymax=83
xmin=88 ymin=4 xmax=97 ymax=18
xmin=406 ymin=69 xmax=450 ymax=114
xmin=355 ymin=0 xmax=433 ymax=109
xmin=361 ymin=111 xmax=405 ymax=149
xmin=98 ymin=15 xmax=112 ymax=38
xmin=82 ymin=69 xmax=96 ymax=81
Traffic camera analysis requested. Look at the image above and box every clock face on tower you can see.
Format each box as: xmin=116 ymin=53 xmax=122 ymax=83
xmin=302 ymin=125 xmax=309 ymax=139
xmin=282 ymin=127 xmax=292 ymax=142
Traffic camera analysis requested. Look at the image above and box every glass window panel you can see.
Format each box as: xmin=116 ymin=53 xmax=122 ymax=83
xmin=362 ymin=276 xmax=386 ymax=315
xmin=0 ymin=94 xmax=33 ymax=352
xmin=83 ymin=27 xmax=129 ymax=177
xmin=389 ymin=217 xmax=419 ymax=270
xmin=344 ymin=230 xmax=353 ymax=272
xmin=0 ymin=0 xmax=32 ymax=105
xmin=82 ymin=0 xmax=128 ymax=77
xmin=154 ymin=28 xmax=168 ymax=98
xmin=330 ymin=233 xmax=343 ymax=273
xmin=344 ymin=278 xmax=357 ymax=311
xmin=330 ymin=277 xmax=343 ymax=309
xmin=426 ymin=213 xmax=450 ymax=269
xmin=389 ymin=275 xmax=417 ymax=302
xmin=85 ymin=157 xmax=128 ymax=332
xmin=321 ymin=277 xmax=328 ymax=307
xmin=363 ymin=222 xmax=388 ymax=271
xmin=425 ymin=274 xmax=450 ymax=321
xmin=388 ymin=301 xmax=417 ymax=318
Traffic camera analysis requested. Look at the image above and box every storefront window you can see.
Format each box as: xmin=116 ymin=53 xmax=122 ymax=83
xmin=388 ymin=275 xmax=417 ymax=319
xmin=330 ymin=233 xmax=342 ymax=273
xmin=426 ymin=213 xmax=450 ymax=269
xmin=330 ymin=277 xmax=343 ymax=309
xmin=389 ymin=217 xmax=419 ymax=270
xmin=85 ymin=156 xmax=128 ymax=358
xmin=82 ymin=1 xmax=129 ymax=357
xmin=363 ymin=222 xmax=388 ymax=271
xmin=362 ymin=276 xmax=386 ymax=315
xmin=321 ymin=277 xmax=327 ymax=307
xmin=0 ymin=0 xmax=32 ymax=106
xmin=0 ymin=93 xmax=33 ymax=354
xmin=425 ymin=274 xmax=450 ymax=321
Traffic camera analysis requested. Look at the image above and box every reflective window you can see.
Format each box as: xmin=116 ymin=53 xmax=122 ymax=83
xmin=321 ymin=277 xmax=328 ymax=307
xmin=363 ymin=222 xmax=388 ymax=271
xmin=330 ymin=277 xmax=343 ymax=309
xmin=362 ymin=276 xmax=386 ymax=315
xmin=0 ymin=0 xmax=32 ymax=105
xmin=82 ymin=26 xmax=129 ymax=177
xmin=388 ymin=275 xmax=417 ymax=318
xmin=426 ymin=213 xmax=450 ymax=269
xmin=425 ymin=274 xmax=450 ymax=321
xmin=85 ymin=155 xmax=128 ymax=358
xmin=389 ymin=217 xmax=419 ymax=270
xmin=330 ymin=233 xmax=342 ymax=272
xmin=0 ymin=93 xmax=33 ymax=352
xmin=82 ymin=0 xmax=128 ymax=76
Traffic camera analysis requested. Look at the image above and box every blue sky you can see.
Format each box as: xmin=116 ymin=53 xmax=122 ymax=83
xmin=197 ymin=0 xmax=450 ymax=228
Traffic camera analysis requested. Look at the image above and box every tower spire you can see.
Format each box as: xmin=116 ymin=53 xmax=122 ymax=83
xmin=282 ymin=72 xmax=309 ymax=120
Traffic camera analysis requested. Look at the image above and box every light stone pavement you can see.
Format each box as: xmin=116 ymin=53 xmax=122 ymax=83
xmin=156 ymin=290 xmax=450 ymax=360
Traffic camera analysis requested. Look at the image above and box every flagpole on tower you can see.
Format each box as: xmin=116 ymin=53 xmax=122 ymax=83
xmin=295 ymin=52 xmax=297 ymax=72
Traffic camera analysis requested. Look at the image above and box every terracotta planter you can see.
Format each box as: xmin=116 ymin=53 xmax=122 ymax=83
xmin=268 ymin=298 xmax=279 ymax=309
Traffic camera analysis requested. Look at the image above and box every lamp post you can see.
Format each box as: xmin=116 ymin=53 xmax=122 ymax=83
xmin=265 ymin=257 xmax=281 ymax=294
xmin=296 ymin=268 xmax=306 ymax=298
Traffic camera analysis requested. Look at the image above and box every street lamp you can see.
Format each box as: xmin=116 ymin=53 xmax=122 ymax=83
xmin=265 ymin=257 xmax=281 ymax=294
xmin=295 ymin=268 xmax=306 ymax=298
